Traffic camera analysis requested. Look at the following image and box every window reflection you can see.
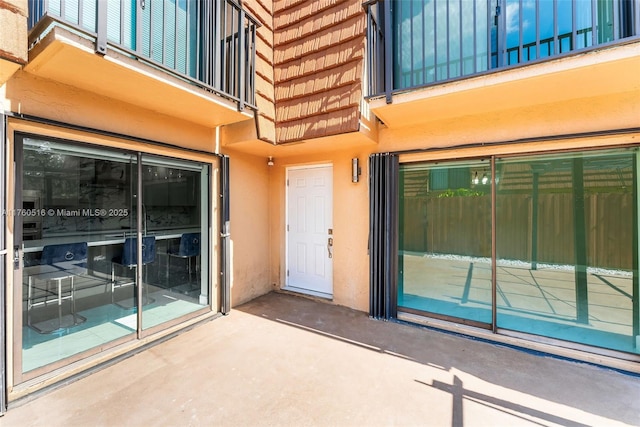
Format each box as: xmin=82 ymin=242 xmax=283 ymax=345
xmin=496 ymin=150 xmax=638 ymax=354
xmin=398 ymin=148 xmax=640 ymax=355
xmin=398 ymin=160 xmax=493 ymax=325
xmin=392 ymin=0 xmax=633 ymax=89
xmin=20 ymin=137 xmax=211 ymax=374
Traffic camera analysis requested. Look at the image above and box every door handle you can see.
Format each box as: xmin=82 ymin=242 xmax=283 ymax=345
xmin=13 ymin=245 xmax=22 ymax=270
xmin=327 ymin=237 xmax=333 ymax=259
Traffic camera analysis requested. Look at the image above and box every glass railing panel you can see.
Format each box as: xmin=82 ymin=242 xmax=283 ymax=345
xmin=80 ymin=0 xmax=96 ymax=33
xmin=188 ymin=0 xmax=198 ymax=79
xmin=461 ymin=1 xmax=476 ymax=75
xmin=448 ymin=0 xmax=461 ymax=79
xmin=106 ymin=0 xmax=135 ymax=49
xmin=28 ymin=0 xmax=258 ymax=109
xmin=504 ymin=0 xmax=520 ymax=64
xmin=106 ymin=1 xmax=119 ymax=43
xmin=435 ymin=0 xmax=448 ymax=81
xmin=48 ymin=0 xmax=62 ymax=16
xmin=390 ymin=0 xmax=495 ymax=91
xmin=522 ymin=0 xmax=537 ymax=61
xmin=576 ymin=0 xmax=593 ymax=49
xmin=476 ymin=0 xmax=489 ymax=71
xmin=558 ymin=0 xmax=573 ymax=53
xmin=365 ymin=0 xmax=639 ymax=98
xmin=165 ymin=0 xmax=177 ymax=69
xmin=598 ymin=0 xmax=615 ymax=42
xmin=539 ymin=0 xmax=555 ymax=58
xmin=151 ymin=0 xmax=165 ymax=65
xmin=61 ymin=0 xmax=78 ymax=25
xmin=175 ymin=0 xmax=188 ymax=75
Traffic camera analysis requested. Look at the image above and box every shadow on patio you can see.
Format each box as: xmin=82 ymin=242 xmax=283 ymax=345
xmin=237 ymin=291 xmax=640 ymax=426
xmin=1 ymin=291 xmax=639 ymax=426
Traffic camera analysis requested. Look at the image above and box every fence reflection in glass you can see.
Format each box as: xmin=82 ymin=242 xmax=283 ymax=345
xmin=398 ymin=148 xmax=640 ymax=355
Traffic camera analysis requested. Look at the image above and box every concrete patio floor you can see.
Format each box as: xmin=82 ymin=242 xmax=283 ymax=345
xmin=1 ymin=291 xmax=639 ymax=426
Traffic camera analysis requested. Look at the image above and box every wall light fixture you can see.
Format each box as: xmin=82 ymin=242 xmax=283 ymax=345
xmin=352 ymin=158 xmax=361 ymax=183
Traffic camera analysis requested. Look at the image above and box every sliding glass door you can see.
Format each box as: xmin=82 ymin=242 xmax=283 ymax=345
xmin=495 ymin=149 xmax=639 ymax=354
xmin=399 ymin=159 xmax=493 ymax=326
xmin=15 ymin=134 xmax=213 ymax=378
xmin=397 ymin=147 xmax=640 ymax=356
xmin=139 ymin=155 xmax=210 ymax=330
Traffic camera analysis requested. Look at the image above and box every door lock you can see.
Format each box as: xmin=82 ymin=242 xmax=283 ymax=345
xmin=13 ymin=245 xmax=22 ymax=269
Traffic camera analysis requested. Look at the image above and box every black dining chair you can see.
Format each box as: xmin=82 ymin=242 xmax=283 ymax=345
xmin=111 ymin=236 xmax=156 ymax=308
xmin=166 ymin=232 xmax=201 ymax=282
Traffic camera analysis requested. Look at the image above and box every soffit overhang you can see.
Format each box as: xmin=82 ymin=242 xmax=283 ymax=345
xmin=369 ymin=41 xmax=640 ymax=129
xmin=24 ymin=25 xmax=253 ymax=129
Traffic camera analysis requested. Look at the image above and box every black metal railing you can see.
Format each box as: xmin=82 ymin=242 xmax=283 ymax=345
xmin=364 ymin=0 xmax=386 ymax=102
xmin=28 ymin=0 xmax=258 ymax=110
xmin=364 ymin=0 xmax=639 ymax=101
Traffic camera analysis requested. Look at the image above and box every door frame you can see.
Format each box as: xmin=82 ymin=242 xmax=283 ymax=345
xmin=0 ymin=113 xmax=6 ymax=413
xmin=284 ymin=163 xmax=334 ymax=298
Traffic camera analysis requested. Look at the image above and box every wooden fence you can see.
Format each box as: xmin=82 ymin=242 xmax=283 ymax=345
xmin=401 ymin=193 xmax=633 ymax=270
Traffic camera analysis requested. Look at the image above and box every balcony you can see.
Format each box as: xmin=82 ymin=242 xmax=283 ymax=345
xmin=363 ymin=0 xmax=640 ymax=128
xmin=25 ymin=0 xmax=259 ymax=127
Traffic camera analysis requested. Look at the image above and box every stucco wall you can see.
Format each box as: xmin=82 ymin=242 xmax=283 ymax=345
xmin=4 ymin=71 xmax=217 ymax=151
xmin=266 ymin=147 xmax=370 ymax=311
xmin=224 ymin=149 xmax=273 ymax=306
xmin=376 ymin=91 xmax=640 ymax=154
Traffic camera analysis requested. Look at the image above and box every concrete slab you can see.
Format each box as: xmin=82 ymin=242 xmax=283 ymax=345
xmin=1 ymin=291 xmax=639 ymax=426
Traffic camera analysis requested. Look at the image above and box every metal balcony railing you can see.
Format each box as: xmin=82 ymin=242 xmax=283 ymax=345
xmin=364 ymin=0 xmax=640 ymax=102
xmin=28 ymin=0 xmax=258 ymax=111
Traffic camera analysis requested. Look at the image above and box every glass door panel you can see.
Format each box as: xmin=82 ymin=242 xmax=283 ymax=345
xmin=495 ymin=149 xmax=639 ymax=354
xmin=398 ymin=159 xmax=493 ymax=325
xmin=18 ymin=136 xmax=137 ymax=374
xmin=139 ymin=155 xmax=210 ymax=330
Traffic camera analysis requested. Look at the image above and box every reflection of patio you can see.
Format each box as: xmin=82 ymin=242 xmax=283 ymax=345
xmin=401 ymin=253 xmax=637 ymax=354
xmin=401 ymin=253 xmax=493 ymax=323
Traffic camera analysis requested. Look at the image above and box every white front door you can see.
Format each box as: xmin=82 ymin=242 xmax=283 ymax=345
xmin=286 ymin=165 xmax=333 ymax=297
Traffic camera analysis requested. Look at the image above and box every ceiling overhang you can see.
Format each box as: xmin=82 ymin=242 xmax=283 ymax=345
xmin=369 ymin=42 xmax=640 ymax=129
xmin=24 ymin=24 xmax=253 ymax=129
